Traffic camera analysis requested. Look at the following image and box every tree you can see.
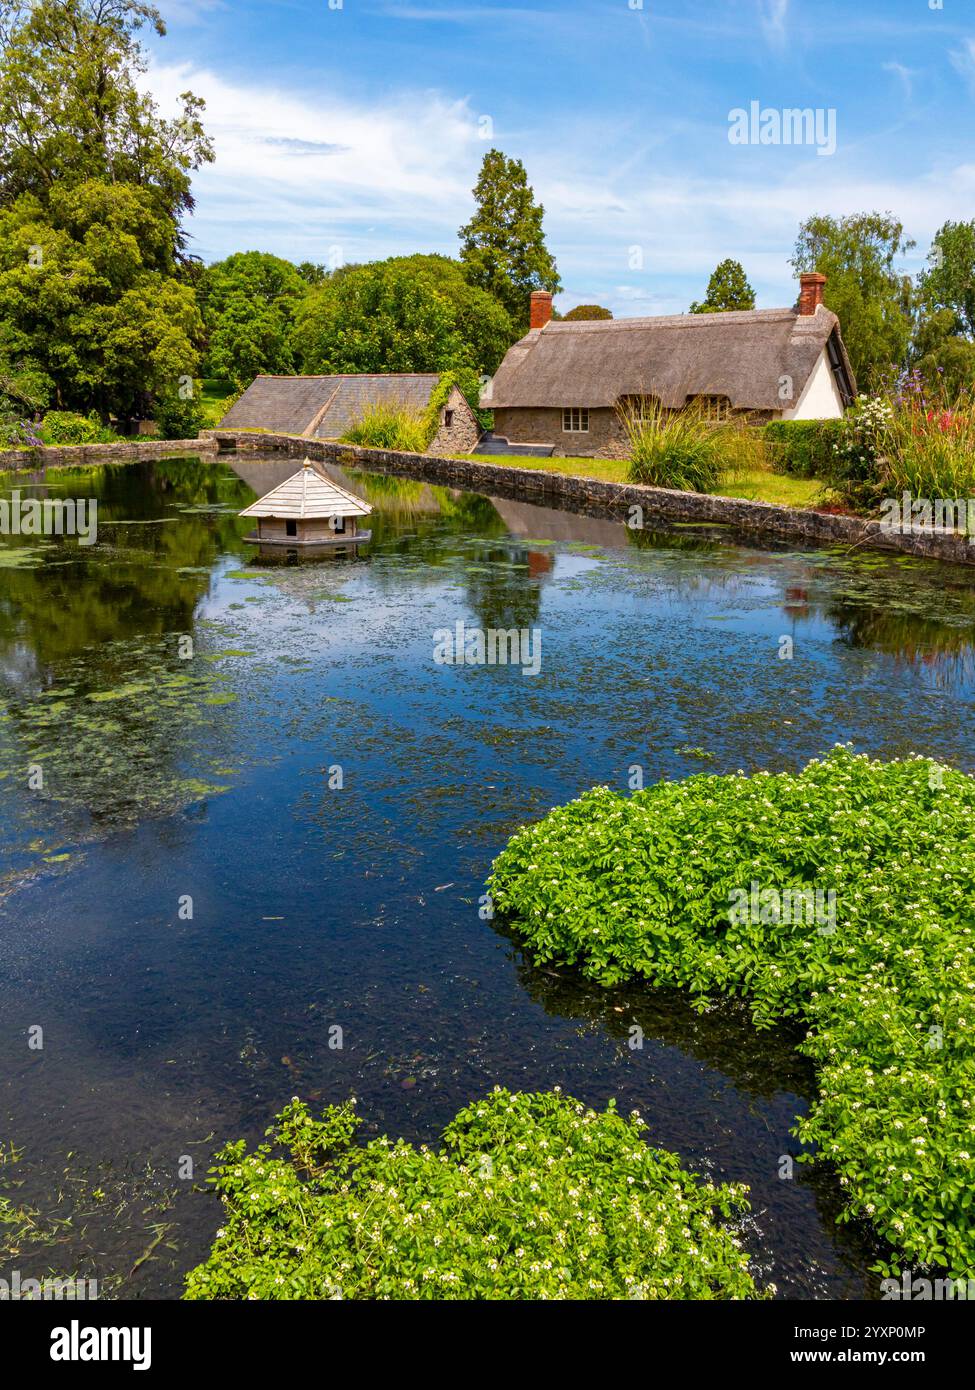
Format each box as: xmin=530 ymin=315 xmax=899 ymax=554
xmin=291 ymin=255 xmax=516 ymax=416
xmin=199 ymin=251 xmax=309 ymax=388
xmin=562 ymin=304 xmax=613 ymax=321
xmin=911 ymin=307 xmax=975 ymax=399
xmin=0 ymin=180 xmax=202 ymax=419
xmin=0 ymin=0 xmax=213 ymax=246
xmin=790 ymin=213 xmax=914 ymax=389
xmin=292 ymin=261 xmax=460 ymax=377
xmin=381 ymin=254 xmax=516 ymax=376
xmin=458 ymin=149 xmax=560 ymax=331
xmin=0 ymin=1 xmax=210 ymax=421
xmin=916 ymin=221 xmax=975 ymax=339
xmin=690 ymin=260 xmax=755 ymax=314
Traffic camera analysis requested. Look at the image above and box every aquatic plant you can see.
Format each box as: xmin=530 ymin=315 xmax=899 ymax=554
xmin=489 ymin=747 xmax=975 ymax=1278
xmin=184 ymin=1088 xmax=766 ymax=1300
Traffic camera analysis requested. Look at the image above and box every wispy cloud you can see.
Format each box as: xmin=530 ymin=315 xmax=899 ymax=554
xmin=883 ymin=60 xmax=916 ymax=101
xmin=148 ymin=45 xmax=971 ymax=315
xmin=758 ymin=0 xmax=789 ymax=51
xmin=949 ymin=38 xmax=975 ymax=94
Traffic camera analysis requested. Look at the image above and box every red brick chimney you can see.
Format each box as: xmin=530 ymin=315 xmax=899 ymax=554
xmin=798 ymin=272 xmax=827 ymax=316
xmin=530 ymin=290 xmax=553 ymax=329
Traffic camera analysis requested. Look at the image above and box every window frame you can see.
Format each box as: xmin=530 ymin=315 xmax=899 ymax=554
xmin=561 ymin=407 xmax=590 ymax=433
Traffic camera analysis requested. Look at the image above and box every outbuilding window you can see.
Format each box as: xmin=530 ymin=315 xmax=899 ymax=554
xmin=562 ymin=407 xmax=590 ymax=433
xmin=285 ymin=519 xmax=297 ymax=538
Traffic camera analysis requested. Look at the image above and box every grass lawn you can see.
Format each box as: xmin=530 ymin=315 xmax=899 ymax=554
xmin=462 ymin=453 xmax=826 ymax=509
xmin=200 ymin=378 xmax=235 ymax=428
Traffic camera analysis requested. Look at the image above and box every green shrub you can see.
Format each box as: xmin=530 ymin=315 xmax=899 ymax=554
xmin=624 ymin=399 xmax=762 ymax=492
xmin=763 ymin=419 xmax=844 ymax=479
xmin=489 ymin=747 xmax=975 ymax=1278
xmin=341 ymin=400 xmax=431 ymax=453
xmin=184 ymin=1088 xmax=766 ymax=1300
xmin=154 ymin=385 xmax=206 ymax=440
xmin=39 ymin=411 xmax=110 ymax=445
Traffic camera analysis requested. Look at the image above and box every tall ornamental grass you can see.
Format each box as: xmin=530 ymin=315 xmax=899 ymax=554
xmin=341 ymin=401 xmax=430 ymax=454
xmin=623 ymin=398 xmax=764 ymax=493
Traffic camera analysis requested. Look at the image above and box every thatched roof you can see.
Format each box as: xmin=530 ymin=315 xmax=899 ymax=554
xmin=487 ymin=306 xmax=856 ymax=412
xmin=239 ymin=459 xmax=372 ymax=519
xmin=219 ymin=373 xmax=442 ymax=437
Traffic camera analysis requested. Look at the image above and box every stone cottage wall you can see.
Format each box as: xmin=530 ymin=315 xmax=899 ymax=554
xmin=493 ymin=406 xmax=628 ymax=459
xmin=428 ymin=387 xmax=482 ymax=456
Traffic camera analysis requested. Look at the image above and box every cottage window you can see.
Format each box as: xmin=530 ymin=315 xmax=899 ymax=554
xmin=285 ymin=519 xmax=297 ymax=538
xmin=562 ymin=407 xmax=590 ymax=433
xmin=689 ymin=395 xmax=731 ymax=423
xmin=444 ymin=409 xmax=454 ymax=428
xmin=620 ymin=395 xmax=659 ymax=424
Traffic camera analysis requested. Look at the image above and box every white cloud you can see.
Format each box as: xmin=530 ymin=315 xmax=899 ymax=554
xmin=883 ymin=61 xmax=916 ymax=101
xmin=949 ymin=38 xmax=975 ymax=94
xmin=758 ymin=0 xmax=789 ymax=51
xmin=150 ymin=59 xmax=975 ymax=317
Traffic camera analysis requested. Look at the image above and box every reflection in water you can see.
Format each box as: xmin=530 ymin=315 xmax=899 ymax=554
xmin=2 ymin=451 xmax=975 ymax=1299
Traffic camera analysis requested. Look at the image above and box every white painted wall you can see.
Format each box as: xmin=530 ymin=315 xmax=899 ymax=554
xmin=780 ymin=348 xmax=845 ymax=420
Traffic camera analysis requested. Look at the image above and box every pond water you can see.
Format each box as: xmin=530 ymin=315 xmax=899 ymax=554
xmin=3 ymin=453 xmax=975 ymax=1300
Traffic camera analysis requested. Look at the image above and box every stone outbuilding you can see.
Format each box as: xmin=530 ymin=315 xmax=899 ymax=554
xmin=484 ymin=274 xmax=857 ymax=459
xmin=218 ymin=373 xmax=481 ymax=454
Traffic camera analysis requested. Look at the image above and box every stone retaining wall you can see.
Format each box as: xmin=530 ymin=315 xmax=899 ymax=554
xmin=211 ymin=430 xmax=975 ymax=568
xmin=0 ymin=437 xmax=216 ymax=471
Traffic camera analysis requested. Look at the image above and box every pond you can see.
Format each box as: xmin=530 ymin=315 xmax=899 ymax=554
xmin=2 ymin=453 xmax=975 ymax=1300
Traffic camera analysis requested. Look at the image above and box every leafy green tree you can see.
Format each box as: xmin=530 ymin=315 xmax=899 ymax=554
xmin=690 ymin=259 xmax=755 ymax=314
xmin=911 ymin=307 xmax=975 ymax=398
xmin=562 ymin=304 xmax=613 ymax=321
xmin=0 ymin=2 xmax=209 ymax=421
xmin=0 ymin=0 xmax=212 ymax=242
xmin=199 ymin=251 xmax=309 ymax=388
xmin=790 ymin=212 xmax=915 ymax=389
xmin=0 ymin=180 xmax=202 ymax=419
xmin=291 ymin=255 xmax=514 ymax=416
xmin=458 ymin=149 xmax=560 ymax=331
xmin=292 ymin=261 xmax=461 ymax=376
xmin=916 ymin=221 xmax=975 ymax=339
xmin=380 ymin=254 xmax=515 ymax=376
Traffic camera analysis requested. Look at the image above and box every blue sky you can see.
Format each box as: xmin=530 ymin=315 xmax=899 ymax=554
xmin=148 ymin=0 xmax=975 ymax=317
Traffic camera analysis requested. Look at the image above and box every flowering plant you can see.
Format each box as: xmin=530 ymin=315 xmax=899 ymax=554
xmin=490 ymin=746 xmax=975 ymax=1278
xmin=184 ymin=1088 xmax=766 ymax=1300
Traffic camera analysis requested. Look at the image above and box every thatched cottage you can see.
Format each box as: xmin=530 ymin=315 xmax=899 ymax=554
xmin=219 ymin=373 xmax=481 ymax=453
xmin=485 ymin=273 xmax=856 ymax=459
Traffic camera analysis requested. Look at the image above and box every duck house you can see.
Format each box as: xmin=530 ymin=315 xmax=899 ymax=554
xmin=239 ymin=459 xmax=372 ymax=548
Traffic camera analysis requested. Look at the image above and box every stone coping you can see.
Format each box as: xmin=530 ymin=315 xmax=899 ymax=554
xmin=208 ymin=430 xmax=975 ymax=568
xmin=0 ymin=437 xmax=216 ymax=470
